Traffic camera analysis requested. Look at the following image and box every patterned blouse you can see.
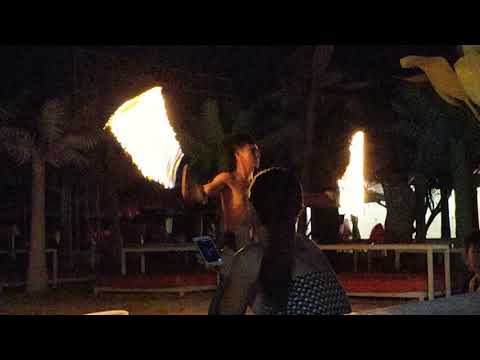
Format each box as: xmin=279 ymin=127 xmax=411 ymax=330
xmin=262 ymin=270 xmax=352 ymax=315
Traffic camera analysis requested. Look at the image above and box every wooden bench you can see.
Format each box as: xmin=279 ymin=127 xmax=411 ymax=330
xmin=121 ymin=243 xmax=198 ymax=275
xmin=316 ymin=242 xmax=451 ymax=301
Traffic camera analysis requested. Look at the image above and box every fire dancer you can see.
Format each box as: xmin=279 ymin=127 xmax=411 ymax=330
xmin=181 ymin=134 xmax=260 ymax=314
xmin=182 ymin=133 xmax=260 ymax=251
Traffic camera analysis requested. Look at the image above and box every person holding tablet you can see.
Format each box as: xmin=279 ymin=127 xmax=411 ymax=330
xmin=181 ymin=133 xmax=261 ymax=313
xmin=212 ymin=167 xmax=351 ymax=315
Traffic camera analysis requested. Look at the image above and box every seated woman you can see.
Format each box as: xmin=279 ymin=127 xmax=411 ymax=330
xmin=211 ymin=167 xmax=352 ymax=315
xmin=464 ymin=231 xmax=480 ymax=292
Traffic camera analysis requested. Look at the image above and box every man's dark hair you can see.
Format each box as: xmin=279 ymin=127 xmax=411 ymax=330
xmin=249 ymin=167 xmax=303 ymax=310
xmin=221 ymin=133 xmax=256 ymax=171
xmin=465 ymin=230 xmax=480 ymax=251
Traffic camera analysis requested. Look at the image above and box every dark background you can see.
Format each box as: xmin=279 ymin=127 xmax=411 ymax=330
xmin=0 ymin=45 xmax=457 ymax=103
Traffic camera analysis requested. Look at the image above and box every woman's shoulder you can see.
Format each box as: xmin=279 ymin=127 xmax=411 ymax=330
xmin=294 ymin=237 xmax=335 ymax=273
xmin=295 ymin=235 xmax=322 ymax=255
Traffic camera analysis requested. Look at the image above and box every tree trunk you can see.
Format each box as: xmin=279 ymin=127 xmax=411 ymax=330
xmin=74 ymin=184 xmax=81 ymax=252
xmin=61 ymin=180 xmax=74 ymax=270
xmin=26 ymin=151 xmax=48 ymax=293
xmin=383 ymin=182 xmax=415 ymax=242
xmin=95 ymin=185 xmax=103 ymax=244
xmin=451 ymin=139 xmax=473 ymax=248
xmin=414 ymin=174 xmax=427 ymax=242
xmin=104 ymin=190 xmax=123 ymax=274
xmin=81 ymin=183 xmax=91 ymax=267
xmin=440 ymin=186 xmax=451 ymax=241
xmin=84 ymin=183 xmax=90 ymax=242
xmin=112 ymin=192 xmax=123 ymax=273
xmin=472 ymin=185 xmax=479 ymax=231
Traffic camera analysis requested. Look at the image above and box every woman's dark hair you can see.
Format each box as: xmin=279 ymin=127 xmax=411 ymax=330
xmin=221 ymin=133 xmax=255 ymax=172
xmin=249 ymin=167 xmax=303 ymax=309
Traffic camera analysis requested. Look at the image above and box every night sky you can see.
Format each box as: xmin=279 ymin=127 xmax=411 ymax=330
xmin=0 ymin=45 xmax=457 ymax=103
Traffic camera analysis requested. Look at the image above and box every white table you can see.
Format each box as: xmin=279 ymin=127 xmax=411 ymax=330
xmin=0 ymin=248 xmax=58 ymax=288
xmin=315 ymin=242 xmax=451 ymax=301
xmin=121 ymin=243 xmax=198 ymax=275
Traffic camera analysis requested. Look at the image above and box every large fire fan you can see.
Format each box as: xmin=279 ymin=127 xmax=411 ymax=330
xmin=104 ymin=87 xmax=184 ymax=189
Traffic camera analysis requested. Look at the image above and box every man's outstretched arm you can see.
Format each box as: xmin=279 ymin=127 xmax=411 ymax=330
xmin=182 ymin=164 xmax=229 ymax=204
xmin=182 ymin=164 xmax=207 ymax=204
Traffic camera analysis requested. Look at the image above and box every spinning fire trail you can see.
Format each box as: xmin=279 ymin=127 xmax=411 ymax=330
xmin=104 ymin=87 xmax=184 ymax=189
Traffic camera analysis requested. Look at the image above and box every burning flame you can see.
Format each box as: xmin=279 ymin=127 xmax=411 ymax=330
xmin=104 ymin=87 xmax=184 ymax=189
xmin=338 ymin=131 xmax=365 ymax=217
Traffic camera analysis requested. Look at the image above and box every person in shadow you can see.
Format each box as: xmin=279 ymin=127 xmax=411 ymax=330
xmin=211 ymin=167 xmax=351 ymax=315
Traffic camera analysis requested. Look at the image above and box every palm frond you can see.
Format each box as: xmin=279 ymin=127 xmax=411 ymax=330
xmin=400 ymin=56 xmax=468 ymax=106
xmin=199 ymin=98 xmax=224 ymax=145
xmin=312 ymin=45 xmax=334 ymax=81
xmin=0 ymin=107 xmax=13 ymax=122
xmin=259 ymin=122 xmax=303 ymax=151
xmin=460 ymin=45 xmax=480 ymax=56
xmin=0 ymin=126 xmax=34 ymax=164
xmin=58 ymin=134 xmax=99 ymax=152
xmin=39 ymin=99 xmax=65 ymax=144
xmin=231 ymin=108 xmax=256 ymax=135
xmin=175 ymin=129 xmax=209 ymax=158
xmin=455 ymin=53 xmax=480 ymax=107
xmin=47 ymin=148 xmax=89 ymax=169
xmin=0 ymin=91 xmax=32 ymax=122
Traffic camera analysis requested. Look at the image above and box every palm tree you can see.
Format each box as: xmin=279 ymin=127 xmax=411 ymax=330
xmin=165 ymin=93 xmax=305 ymax=184
xmin=386 ymin=80 xmax=480 ymax=244
xmin=0 ymin=96 xmax=97 ymax=293
xmin=398 ymin=49 xmax=480 ymax=246
xmin=277 ymin=45 xmax=352 ymax=241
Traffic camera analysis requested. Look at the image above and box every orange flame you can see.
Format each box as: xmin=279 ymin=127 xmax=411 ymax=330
xmin=338 ymin=131 xmax=365 ymax=217
xmin=104 ymin=87 xmax=184 ymax=189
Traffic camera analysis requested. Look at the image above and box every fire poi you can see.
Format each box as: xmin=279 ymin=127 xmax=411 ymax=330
xmin=104 ymin=87 xmax=184 ymax=189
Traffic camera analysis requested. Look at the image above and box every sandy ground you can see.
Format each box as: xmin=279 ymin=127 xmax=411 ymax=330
xmin=0 ymin=284 xmax=413 ymax=315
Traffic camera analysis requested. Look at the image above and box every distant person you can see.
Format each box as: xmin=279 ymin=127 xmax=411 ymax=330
xmin=339 ymin=216 xmax=352 ymax=242
xmin=369 ymin=223 xmax=385 ymax=244
xmin=351 ymin=215 xmax=361 ymax=242
xmin=212 ymin=167 xmax=352 ymax=315
xmin=464 ymin=231 xmax=480 ymax=292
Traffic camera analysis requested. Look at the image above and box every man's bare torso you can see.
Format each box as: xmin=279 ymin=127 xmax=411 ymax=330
xmin=218 ymin=173 xmax=251 ymax=233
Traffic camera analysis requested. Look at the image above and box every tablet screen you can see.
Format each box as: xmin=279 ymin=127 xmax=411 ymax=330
xmin=194 ymin=236 xmax=222 ymax=264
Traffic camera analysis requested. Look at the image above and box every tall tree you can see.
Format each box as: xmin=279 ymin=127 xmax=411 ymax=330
xmin=165 ymin=93 xmax=304 ymax=184
xmin=0 ymin=96 xmax=97 ymax=292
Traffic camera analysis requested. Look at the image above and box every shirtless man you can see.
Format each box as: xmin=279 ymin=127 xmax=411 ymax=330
xmin=182 ymin=133 xmax=260 ymax=252
xmin=182 ymin=134 xmax=260 ymax=314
